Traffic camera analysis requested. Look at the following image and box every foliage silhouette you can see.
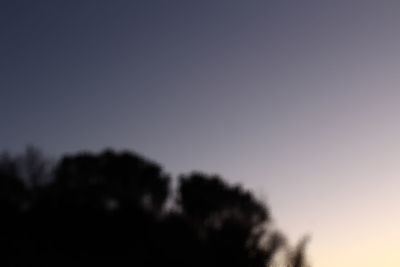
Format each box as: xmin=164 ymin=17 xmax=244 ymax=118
xmin=0 ymin=148 xmax=308 ymax=267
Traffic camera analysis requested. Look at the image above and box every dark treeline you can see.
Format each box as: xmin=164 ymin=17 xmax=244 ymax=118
xmin=0 ymin=147 xmax=308 ymax=267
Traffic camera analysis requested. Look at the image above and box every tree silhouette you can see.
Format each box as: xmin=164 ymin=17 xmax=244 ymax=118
xmin=41 ymin=150 xmax=169 ymax=214
xmin=0 ymin=148 xmax=308 ymax=267
xmin=174 ymin=173 xmax=285 ymax=267
xmin=289 ymin=236 xmax=310 ymax=267
xmin=0 ymin=152 xmax=28 ymax=214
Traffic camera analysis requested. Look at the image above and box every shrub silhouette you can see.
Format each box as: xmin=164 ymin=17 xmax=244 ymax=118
xmin=0 ymin=148 xmax=308 ymax=267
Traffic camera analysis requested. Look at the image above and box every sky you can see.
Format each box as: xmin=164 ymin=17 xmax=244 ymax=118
xmin=1 ymin=1 xmax=400 ymax=266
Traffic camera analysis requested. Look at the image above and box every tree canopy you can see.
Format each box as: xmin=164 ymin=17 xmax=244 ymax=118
xmin=0 ymin=148 xmax=308 ymax=267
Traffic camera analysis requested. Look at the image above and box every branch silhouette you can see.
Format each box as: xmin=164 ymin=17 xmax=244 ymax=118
xmin=0 ymin=148 xmax=309 ymax=267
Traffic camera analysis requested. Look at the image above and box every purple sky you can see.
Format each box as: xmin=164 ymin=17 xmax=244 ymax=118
xmin=2 ymin=1 xmax=400 ymax=266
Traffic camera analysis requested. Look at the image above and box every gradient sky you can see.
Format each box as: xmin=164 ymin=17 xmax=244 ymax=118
xmin=2 ymin=1 xmax=400 ymax=266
